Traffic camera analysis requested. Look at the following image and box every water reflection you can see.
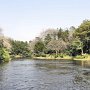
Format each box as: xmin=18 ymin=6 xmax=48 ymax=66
xmin=73 ymin=60 xmax=90 ymax=68
xmin=0 ymin=59 xmax=90 ymax=90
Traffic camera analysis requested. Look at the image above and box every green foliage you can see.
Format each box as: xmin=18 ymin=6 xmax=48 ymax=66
xmin=34 ymin=54 xmax=41 ymax=57
xmin=57 ymin=28 xmax=69 ymax=41
xmin=75 ymin=55 xmax=88 ymax=59
xmin=57 ymin=28 xmax=63 ymax=39
xmin=1 ymin=19 xmax=90 ymax=61
xmin=34 ymin=53 xmax=46 ymax=57
xmin=10 ymin=40 xmax=31 ymax=57
xmin=74 ymin=20 xmax=90 ymax=54
xmin=34 ymin=20 xmax=90 ymax=57
xmin=54 ymin=55 xmax=58 ymax=58
xmin=58 ymin=54 xmax=64 ymax=58
xmin=44 ymin=34 xmax=51 ymax=45
xmin=34 ymin=41 xmax=45 ymax=54
xmin=71 ymin=38 xmax=83 ymax=50
xmin=41 ymin=54 xmax=46 ymax=57
xmin=0 ymin=48 xmax=10 ymax=62
xmin=75 ymin=20 xmax=90 ymax=40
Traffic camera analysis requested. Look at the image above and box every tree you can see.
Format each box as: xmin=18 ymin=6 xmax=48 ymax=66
xmin=0 ymin=36 xmax=11 ymax=50
xmin=57 ymin=28 xmax=63 ymax=39
xmin=40 ymin=28 xmax=58 ymax=40
xmin=44 ymin=34 xmax=51 ymax=45
xmin=47 ymin=39 xmax=67 ymax=55
xmin=75 ymin=20 xmax=90 ymax=40
xmin=74 ymin=20 xmax=90 ymax=54
xmin=57 ymin=28 xmax=69 ymax=41
xmin=63 ymin=30 xmax=69 ymax=41
xmin=29 ymin=37 xmax=42 ymax=53
xmin=68 ymin=26 xmax=76 ymax=42
xmin=10 ymin=40 xmax=31 ymax=57
xmin=0 ymin=48 xmax=10 ymax=62
xmin=70 ymin=37 xmax=83 ymax=56
xmin=34 ymin=41 xmax=45 ymax=54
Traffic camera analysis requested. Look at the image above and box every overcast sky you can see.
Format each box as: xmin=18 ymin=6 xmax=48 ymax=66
xmin=0 ymin=0 xmax=90 ymax=41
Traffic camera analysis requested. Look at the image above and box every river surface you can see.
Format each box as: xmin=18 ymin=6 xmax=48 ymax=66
xmin=0 ymin=59 xmax=90 ymax=90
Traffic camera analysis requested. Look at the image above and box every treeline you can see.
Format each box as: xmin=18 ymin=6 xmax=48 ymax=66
xmin=29 ymin=20 xmax=90 ymax=57
xmin=0 ymin=30 xmax=31 ymax=62
xmin=0 ymin=19 xmax=90 ymax=62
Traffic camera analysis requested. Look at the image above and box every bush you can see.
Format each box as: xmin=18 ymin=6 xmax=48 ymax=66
xmin=34 ymin=53 xmax=46 ymax=57
xmin=60 ymin=55 xmax=63 ymax=58
xmin=54 ymin=55 xmax=58 ymax=58
xmin=35 ymin=54 xmax=41 ymax=57
xmin=75 ymin=55 xmax=85 ymax=59
xmin=41 ymin=54 xmax=46 ymax=57
xmin=22 ymin=51 xmax=31 ymax=57
xmin=0 ymin=48 xmax=10 ymax=62
xmin=58 ymin=54 xmax=64 ymax=58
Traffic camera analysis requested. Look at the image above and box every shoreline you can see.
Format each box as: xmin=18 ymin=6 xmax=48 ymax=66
xmin=32 ymin=57 xmax=90 ymax=61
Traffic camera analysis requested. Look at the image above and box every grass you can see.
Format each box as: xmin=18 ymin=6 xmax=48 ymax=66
xmin=74 ymin=54 xmax=90 ymax=61
xmin=33 ymin=54 xmax=90 ymax=61
xmin=33 ymin=54 xmax=72 ymax=60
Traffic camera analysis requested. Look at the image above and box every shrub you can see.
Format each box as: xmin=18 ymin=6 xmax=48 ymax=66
xmin=75 ymin=55 xmax=85 ymax=59
xmin=41 ymin=54 xmax=46 ymax=57
xmin=58 ymin=54 xmax=64 ymax=58
xmin=0 ymin=48 xmax=10 ymax=62
xmin=35 ymin=54 xmax=41 ymax=57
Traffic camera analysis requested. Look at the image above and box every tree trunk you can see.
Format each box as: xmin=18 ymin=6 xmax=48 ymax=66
xmin=56 ymin=50 xmax=58 ymax=56
xmin=81 ymin=49 xmax=83 ymax=55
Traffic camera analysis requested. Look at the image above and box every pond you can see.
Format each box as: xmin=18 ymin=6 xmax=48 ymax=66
xmin=0 ymin=59 xmax=90 ymax=90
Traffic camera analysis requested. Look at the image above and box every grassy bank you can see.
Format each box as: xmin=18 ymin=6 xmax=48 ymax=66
xmin=74 ymin=54 xmax=90 ymax=61
xmin=33 ymin=54 xmax=90 ymax=61
xmin=33 ymin=54 xmax=72 ymax=60
xmin=10 ymin=54 xmax=32 ymax=60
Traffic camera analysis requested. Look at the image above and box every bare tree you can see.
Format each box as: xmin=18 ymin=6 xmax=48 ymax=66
xmin=40 ymin=28 xmax=58 ymax=40
xmin=0 ymin=36 xmax=12 ymax=50
xmin=47 ymin=39 xmax=67 ymax=55
xmin=0 ymin=28 xmax=11 ymax=50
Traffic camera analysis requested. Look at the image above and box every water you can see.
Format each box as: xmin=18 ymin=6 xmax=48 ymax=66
xmin=0 ymin=59 xmax=90 ymax=90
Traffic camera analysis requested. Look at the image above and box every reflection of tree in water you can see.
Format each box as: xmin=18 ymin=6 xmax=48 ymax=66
xmin=35 ymin=61 xmax=75 ymax=76
xmin=35 ymin=62 xmax=73 ymax=70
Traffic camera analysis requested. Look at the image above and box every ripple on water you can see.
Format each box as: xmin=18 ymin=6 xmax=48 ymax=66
xmin=0 ymin=59 xmax=90 ymax=90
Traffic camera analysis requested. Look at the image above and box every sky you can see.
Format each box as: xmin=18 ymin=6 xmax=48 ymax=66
xmin=0 ymin=0 xmax=90 ymax=41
